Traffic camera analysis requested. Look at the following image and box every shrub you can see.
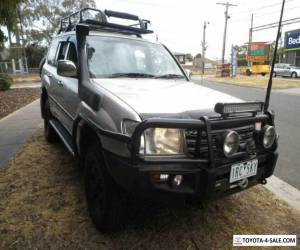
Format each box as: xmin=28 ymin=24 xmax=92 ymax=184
xmin=0 ymin=73 xmax=12 ymax=91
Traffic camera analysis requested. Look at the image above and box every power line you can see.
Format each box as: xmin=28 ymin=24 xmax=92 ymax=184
xmin=231 ymin=4 xmax=300 ymax=24
xmin=231 ymin=0 xmax=296 ymax=17
xmin=253 ymin=17 xmax=300 ymax=31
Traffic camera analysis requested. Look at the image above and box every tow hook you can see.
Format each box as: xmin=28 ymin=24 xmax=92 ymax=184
xmin=261 ymin=179 xmax=267 ymax=185
xmin=238 ymin=178 xmax=249 ymax=189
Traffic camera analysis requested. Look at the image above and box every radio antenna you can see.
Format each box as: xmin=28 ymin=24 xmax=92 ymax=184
xmin=264 ymin=0 xmax=286 ymax=112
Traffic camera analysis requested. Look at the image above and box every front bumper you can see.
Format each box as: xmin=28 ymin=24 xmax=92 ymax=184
xmin=103 ymin=112 xmax=278 ymax=202
xmin=104 ymin=150 xmax=278 ymax=202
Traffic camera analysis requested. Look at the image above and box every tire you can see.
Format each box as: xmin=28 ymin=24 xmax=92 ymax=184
xmin=273 ymin=72 xmax=277 ymax=78
xmin=291 ymin=72 xmax=297 ymax=78
xmin=246 ymin=69 xmax=252 ymax=76
xmin=261 ymin=73 xmax=266 ymax=76
xmin=44 ymin=99 xmax=59 ymax=143
xmin=84 ymin=143 xmax=126 ymax=233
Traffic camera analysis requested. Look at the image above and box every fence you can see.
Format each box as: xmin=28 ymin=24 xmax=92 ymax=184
xmin=0 ymin=58 xmax=29 ymax=74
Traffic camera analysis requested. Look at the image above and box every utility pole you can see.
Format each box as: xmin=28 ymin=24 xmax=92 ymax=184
xmin=201 ymin=21 xmax=209 ymax=75
xmin=217 ymin=2 xmax=237 ymax=64
xmin=248 ymin=14 xmax=254 ymax=67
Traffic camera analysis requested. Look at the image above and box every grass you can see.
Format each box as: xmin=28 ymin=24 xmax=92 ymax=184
xmin=0 ymin=130 xmax=300 ymax=249
xmin=207 ymin=75 xmax=300 ymax=89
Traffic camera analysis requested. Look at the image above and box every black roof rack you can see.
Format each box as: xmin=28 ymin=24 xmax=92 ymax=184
xmin=58 ymin=7 xmax=153 ymax=36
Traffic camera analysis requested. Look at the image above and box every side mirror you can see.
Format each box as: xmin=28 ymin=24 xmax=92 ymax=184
xmin=57 ymin=60 xmax=77 ymax=77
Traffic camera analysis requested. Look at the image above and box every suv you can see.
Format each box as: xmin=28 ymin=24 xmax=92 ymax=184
xmin=41 ymin=8 xmax=279 ymax=232
xmin=274 ymin=63 xmax=300 ymax=78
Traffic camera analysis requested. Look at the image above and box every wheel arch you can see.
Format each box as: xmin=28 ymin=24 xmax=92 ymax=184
xmin=73 ymin=117 xmax=102 ymax=158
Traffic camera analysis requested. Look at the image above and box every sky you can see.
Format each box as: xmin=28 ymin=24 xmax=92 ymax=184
xmin=96 ymin=0 xmax=300 ymax=61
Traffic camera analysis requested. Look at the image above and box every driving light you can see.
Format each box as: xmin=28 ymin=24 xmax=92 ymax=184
xmin=262 ymin=125 xmax=276 ymax=149
xmin=223 ymin=131 xmax=240 ymax=157
xmin=140 ymin=128 xmax=185 ymax=155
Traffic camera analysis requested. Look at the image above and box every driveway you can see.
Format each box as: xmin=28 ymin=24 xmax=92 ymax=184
xmin=193 ymin=77 xmax=300 ymax=190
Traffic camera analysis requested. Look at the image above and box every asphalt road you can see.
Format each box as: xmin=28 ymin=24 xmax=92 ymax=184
xmin=193 ymin=77 xmax=300 ymax=190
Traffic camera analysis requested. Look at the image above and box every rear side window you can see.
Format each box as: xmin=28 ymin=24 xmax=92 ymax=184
xmin=47 ymin=39 xmax=59 ymax=66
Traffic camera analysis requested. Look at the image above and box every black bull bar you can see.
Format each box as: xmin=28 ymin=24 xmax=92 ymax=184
xmin=131 ymin=113 xmax=272 ymax=166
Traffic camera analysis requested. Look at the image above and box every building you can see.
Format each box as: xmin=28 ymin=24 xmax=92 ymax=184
xmin=284 ymin=29 xmax=300 ymax=66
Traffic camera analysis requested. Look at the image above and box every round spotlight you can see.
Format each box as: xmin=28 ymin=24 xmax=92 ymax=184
xmin=262 ymin=125 xmax=276 ymax=149
xmin=173 ymin=175 xmax=183 ymax=187
xmin=223 ymin=131 xmax=240 ymax=157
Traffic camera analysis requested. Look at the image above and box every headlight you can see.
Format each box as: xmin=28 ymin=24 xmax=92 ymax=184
xmin=140 ymin=128 xmax=185 ymax=155
xmin=262 ymin=125 xmax=276 ymax=149
xmin=223 ymin=130 xmax=240 ymax=157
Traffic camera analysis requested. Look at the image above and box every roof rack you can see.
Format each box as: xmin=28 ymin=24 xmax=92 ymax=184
xmin=58 ymin=7 xmax=153 ymax=36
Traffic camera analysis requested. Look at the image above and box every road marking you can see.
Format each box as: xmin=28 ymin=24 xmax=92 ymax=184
xmin=265 ymin=175 xmax=300 ymax=213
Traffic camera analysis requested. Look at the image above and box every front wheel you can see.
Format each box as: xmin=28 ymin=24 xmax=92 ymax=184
xmin=273 ymin=72 xmax=277 ymax=78
xmin=291 ymin=72 xmax=297 ymax=78
xmin=84 ymin=143 xmax=126 ymax=232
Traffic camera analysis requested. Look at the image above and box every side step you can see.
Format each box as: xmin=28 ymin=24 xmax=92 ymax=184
xmin=49 ymin=119 xmax=75 ymax=156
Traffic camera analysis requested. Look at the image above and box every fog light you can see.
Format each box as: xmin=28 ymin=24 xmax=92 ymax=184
xmin=173 ymin=175 xmax=183 ymax=186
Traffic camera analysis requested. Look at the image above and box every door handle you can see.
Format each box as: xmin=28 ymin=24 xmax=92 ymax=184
xmin=57 ymin=80 xmax=64 ymax=87
xmin=47 ymin=73 xmax=52 ymax=78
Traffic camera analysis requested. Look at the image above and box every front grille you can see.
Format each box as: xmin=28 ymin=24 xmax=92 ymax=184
xmin=185 ymin=125 xmax=256 ymax=162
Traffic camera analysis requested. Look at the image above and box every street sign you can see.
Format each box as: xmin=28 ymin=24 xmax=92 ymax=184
xmin=285 ymin=31 xmax=300 ymax=50
xmin=247 ymin=42 xmax=271 ymax=62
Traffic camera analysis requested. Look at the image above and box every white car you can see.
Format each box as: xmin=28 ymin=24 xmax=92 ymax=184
xmin=274 ymin=63 xmax=300 ymax=78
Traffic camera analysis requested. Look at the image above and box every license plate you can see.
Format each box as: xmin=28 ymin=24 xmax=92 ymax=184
xmin=229 ymin=159 xmax=258 ymax=183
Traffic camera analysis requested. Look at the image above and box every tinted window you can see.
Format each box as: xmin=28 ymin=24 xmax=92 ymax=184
xmin=57 ymin=42 xmax=69 ymax=61
xmin=66 ymin=42 xmax=78 ymax=64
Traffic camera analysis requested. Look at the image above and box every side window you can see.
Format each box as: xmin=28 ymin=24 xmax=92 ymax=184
xmin=57 ymin=42 xmax=69 ymax=61
xmin=47 ymin=39 xmax=59 ymax=66
xmin=66 ymin=42 xmax=78 ymax=64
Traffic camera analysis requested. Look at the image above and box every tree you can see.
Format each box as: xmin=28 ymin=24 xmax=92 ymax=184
xmin=185 ymin=53 xmax=193 ymax=62
xmin=20 ymin=0 xmax=96 ymax=45
xmin=0 ymin=0 xmax=21 ymax=47
xmin=194 ymin=53 xmax=202 ymax=59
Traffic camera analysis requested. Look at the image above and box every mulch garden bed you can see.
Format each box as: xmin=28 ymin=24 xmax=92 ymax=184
xmin=0 ymin=88 xmax=40 ymax=120
xmin=0 ymin=130 xmax=299 ymax=249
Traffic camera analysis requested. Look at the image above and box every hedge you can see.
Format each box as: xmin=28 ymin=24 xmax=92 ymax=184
xmin=0 ymin=73 xmax=12 ymax=91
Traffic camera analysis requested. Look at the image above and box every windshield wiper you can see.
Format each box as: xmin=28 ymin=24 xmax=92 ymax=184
xmin=109 ymin=73 xmax=155 ymax=78
xmin=155 ymin=74 xmax=185 ymax=79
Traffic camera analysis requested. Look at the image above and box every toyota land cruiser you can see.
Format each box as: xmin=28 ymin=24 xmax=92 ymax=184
xmin=40 ymin=8 xmax=279 ymax=232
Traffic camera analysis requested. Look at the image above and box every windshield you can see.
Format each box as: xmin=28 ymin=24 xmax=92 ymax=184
xmin=86 ymin=35 xmax=185 ymax=79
